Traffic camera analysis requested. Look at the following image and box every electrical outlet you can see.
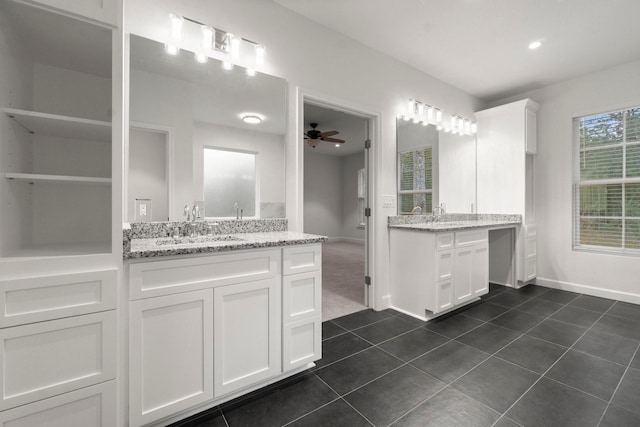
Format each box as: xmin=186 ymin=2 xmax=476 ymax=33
xmin=135 ymin=198 xmax=152 ymax=222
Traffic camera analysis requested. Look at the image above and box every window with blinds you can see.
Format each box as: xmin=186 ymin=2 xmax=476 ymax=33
xmin=398 ymin=147 xmax=432 ymax=215
xmin=574 ymin=107 xmax=640 ymax=254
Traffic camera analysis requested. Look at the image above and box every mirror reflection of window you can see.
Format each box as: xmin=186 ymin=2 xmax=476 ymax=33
xmin=398 ymin=147 xmax=433 ymax=215
xmin=204 ymin=147 xmax=258 ymax=218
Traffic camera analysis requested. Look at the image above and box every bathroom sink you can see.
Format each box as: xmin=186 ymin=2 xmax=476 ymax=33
xmin=155 ymin=235 xmax=245 ymax=246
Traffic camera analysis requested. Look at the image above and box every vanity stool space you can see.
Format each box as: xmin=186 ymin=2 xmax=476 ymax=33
xmin=124 ymin=226 xmax=325 ymax=427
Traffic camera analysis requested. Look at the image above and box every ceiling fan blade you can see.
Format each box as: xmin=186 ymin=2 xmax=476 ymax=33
xmin=322 ymin=137 xmax=345 ymax=143
xmin=320 ymin=130 xmax=339 ymax=137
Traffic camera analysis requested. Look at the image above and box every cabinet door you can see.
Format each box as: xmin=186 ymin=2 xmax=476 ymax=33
xmin=214 ymin=278 xmax=281 ymax=397
xmin=435 ymin=280 xmax=454 ymax=313
xmin=454 ymin=243 xmax=489 ymax=304
xmin=471 ymin=244 xmax=489 ymax=297
xmin=283 ymin=317 xmax=321 ymax=371
xmin=129 ymin=289 xmax=214 ymax=427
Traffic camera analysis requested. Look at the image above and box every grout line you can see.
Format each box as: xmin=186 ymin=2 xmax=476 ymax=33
xmin=492 ymin=302 xmax=616 ymax=425
xmin=596 ymin=342 xmax=640 ymax=426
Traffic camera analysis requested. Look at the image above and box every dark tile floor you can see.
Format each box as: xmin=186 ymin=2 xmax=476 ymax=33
xmin=172 ymin=284 xmax=640 ymax=427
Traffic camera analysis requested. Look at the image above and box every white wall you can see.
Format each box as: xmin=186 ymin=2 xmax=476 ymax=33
xmin=124 ymin=0 xmax=483 ymax=309
xmin=303 ymin=151 xmax=342 ymax=238
xmin=128 ymin=128 xmax=168 ymax=221
xmin=494 ymin=59 xmax=640 ymax=302
xmin=303 ymin=151 xmax=365 ymax=242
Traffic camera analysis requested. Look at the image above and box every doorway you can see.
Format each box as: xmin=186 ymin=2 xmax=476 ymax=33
xmin=302 ymin=101 xmax=372 ymax=321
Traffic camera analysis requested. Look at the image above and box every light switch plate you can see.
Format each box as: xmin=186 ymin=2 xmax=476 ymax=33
xmin=382 ymin=195 xmax=395 ymax=208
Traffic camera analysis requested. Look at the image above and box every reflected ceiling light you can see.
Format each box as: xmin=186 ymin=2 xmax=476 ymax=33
xmin=242 ymin=115 xmax=262 ymax=124
xmin=164 ymin=44 xmax=179 ymax=55
xmin=528 ymin=40 xmax=542 ymax=50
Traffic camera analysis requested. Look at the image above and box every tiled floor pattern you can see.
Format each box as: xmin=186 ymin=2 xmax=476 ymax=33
xmin=172 ymin=284 xmax=640 ymax=427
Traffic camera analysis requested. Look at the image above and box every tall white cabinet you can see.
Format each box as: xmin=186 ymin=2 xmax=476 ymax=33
xmin=0 ymin=1 xmax=122 ymax=426
xmin=476 ymin=99 xmax=539 ymax=285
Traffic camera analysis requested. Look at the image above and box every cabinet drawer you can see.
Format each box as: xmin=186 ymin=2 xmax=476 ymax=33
xmin=435 ymin=280 xmax=454 ymax=313
xmin=283 ymin=271 xmax=321 ymax=323
xmin=129 ymin=249 xmax=281 ymax=299
xmin=0 ymin=311 xmax=116 ymax=411
xmin=436 ymin=233 xmax=454 ymax=251
xmin=283 ymin=244 xmax=321 ymax=275
xmin=0 ymin=381 xmax=116 ymax=427
xmin=436 ymin=250 xmax=453 ymax=281
xmin=0 ymin=270 xmax=116 ymax=328
xmin=283 ymin=317 xmax=321 ymax=371
xmin=455 ymin=230 xmax=488 ymax=248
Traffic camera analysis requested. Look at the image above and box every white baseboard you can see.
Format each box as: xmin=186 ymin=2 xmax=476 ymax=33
xmin=536 ymin=277 xmax=640 ymax=305
xmin=326 ymin=236 xmax=365 ymax=244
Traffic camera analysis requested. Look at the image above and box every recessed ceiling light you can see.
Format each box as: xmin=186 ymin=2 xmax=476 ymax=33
xmin=242 ymin=115 xmax=262 ymax=124
xmin=335 ymin=144 xmax=340 ymax=148
xmin=528 ymin=40 xmax=542 ymax=50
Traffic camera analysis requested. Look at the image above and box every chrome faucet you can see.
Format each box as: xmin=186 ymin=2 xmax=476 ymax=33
xmin=432 ymin=205 xmax=446 ymax=222
xmin=183 ymin=204 xmax=192 ymax=222
xmin=411 ymin=206 xmax=423 ymax=215
xmin=234 ymin=202 xmax=240 ymax=220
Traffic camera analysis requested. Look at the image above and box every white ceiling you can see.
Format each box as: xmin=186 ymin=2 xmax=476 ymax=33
xmin=274 ymin=0 xmax=640 ymax=102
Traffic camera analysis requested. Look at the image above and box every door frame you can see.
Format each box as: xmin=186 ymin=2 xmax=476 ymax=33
xmin=292 ymin=87 xmax=380 ymax=309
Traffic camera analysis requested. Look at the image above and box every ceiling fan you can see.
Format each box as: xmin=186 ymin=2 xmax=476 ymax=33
xmin=304 ymin=123 xmax=345 ymax=148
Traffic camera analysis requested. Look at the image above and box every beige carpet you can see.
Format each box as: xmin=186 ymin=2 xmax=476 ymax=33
xmin=322 ymin=241 xmax=367 ymax=321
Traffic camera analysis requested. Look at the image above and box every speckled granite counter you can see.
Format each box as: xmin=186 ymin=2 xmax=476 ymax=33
xmin=123 ymin=219 xmax=327 ymax=259
xmin=388 ymin=213 xmax=521 ymax=232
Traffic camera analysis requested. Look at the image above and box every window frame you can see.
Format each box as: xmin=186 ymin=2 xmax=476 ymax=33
xmin=573 ymin=106 xmax=640 ymax=256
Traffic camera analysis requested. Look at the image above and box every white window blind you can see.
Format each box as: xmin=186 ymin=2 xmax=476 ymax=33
xmin=574 ymin=107 xmax=640 ymax=254
xmin=398 ymin=147 xmax=432 ymax=215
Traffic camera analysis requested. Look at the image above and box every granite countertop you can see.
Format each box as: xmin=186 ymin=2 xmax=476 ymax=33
xmin=387 ymin=213 xmax=522 ymax=232
xmin=124 ymin=220 xmax=327 ymax=259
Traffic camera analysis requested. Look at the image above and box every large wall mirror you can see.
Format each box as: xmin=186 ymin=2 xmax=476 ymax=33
xmin=397 ymin=119 xmax=477 ymax=215
xmin=128 ymin=34 xmax=287 ymax=221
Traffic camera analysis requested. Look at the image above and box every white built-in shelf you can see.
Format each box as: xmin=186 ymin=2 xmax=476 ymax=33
xmin=4 ymin=108 xmax=111 ymax=142
xmin=5 ymin=172 xmax=111 ymax=185
xmin=1 ymin=241 xmax=112 ymax=259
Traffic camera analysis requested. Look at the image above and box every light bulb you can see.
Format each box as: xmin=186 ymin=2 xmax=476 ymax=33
xmin=164 ymin=44 xmax=179 ymax=55
xmin=471 ymin=122 xmax=478 ymax=134
xmin=195 ymin=52 xmax=207 ymax=63
xmin=417 ymin=103 xmax=425 ymax=117
xmin=169 ymin=13 xmax=183 ymax=40
xmin=427 ymin=106 xmax=434 ymax=121
xmin=450 ymin=115 xmax=457 ymax=128
xmin=435 ymin=109 xmax=442 ymax=123
xmin=407 ymin=99 xmax=415 ymax=115
xmin=457 ymin=117 xmax=464 ymax=130
xmin=202 ymin=26 xmax=214 ymax=50
xmin=229 ymin=34 xmax=241 ymax=58
xmin=246 ymin=68 xmax=256 ymax=77
xmin=255 ymin=44 xmax=265 ymax=66
xmin=222 ymin=61 xmax=234 ymax=70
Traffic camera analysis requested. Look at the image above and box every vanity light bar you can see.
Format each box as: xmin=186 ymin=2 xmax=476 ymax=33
xmin=400 ymin=99 xmax=476 ymax=135
xmin=167 ymin=14 xmax=266 ymax=75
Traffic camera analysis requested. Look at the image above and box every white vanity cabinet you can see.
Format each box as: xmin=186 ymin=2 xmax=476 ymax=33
xmin=390 ymin=228 xmax=488 ymax=320
xmin=127 ymin=244 xmax=322 ymax=427
xmin=476 ymin=99 xmax=539 ymax=285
